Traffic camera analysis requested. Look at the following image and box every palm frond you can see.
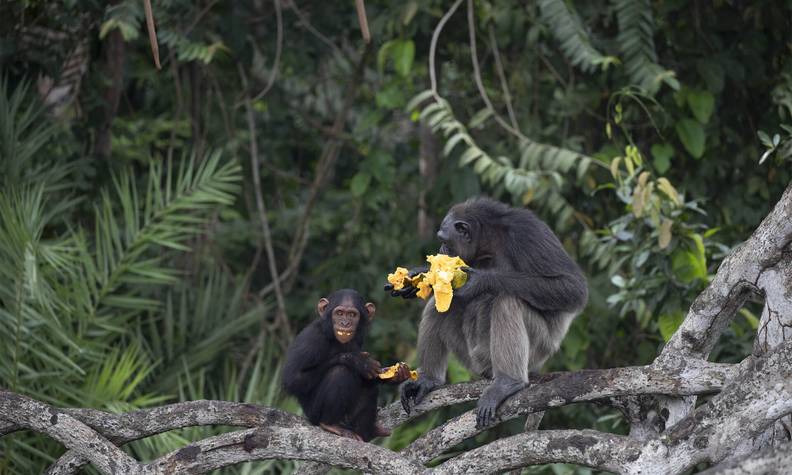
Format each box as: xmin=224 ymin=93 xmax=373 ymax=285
xmin=408 ymin=90 xmax=593 ymax=198
xmin=88 ymin=151 xmax=241 ymax=316
xmin=0 ymin=78 xmax=76 ymax=191
xmin=144 ymin=270 xmax=264 ymax=394
xmin=537 ymin=0 xmax=617 ymax=73
xmin=613 ymin=0 xmax=678 ymax=94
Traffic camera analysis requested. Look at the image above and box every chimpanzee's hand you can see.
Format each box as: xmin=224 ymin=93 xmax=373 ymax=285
xmin=400 ymin=377 xmax=439 ymax=414
xmin=384 ymin=266 xmax=428 ymax=299
xmin=453 ymin=266 xmax=481 ymax=300
xmin=344 ymin=352 xmax=381 ymax=380
xmin=387 ymin=363 xmax=412 ymax=384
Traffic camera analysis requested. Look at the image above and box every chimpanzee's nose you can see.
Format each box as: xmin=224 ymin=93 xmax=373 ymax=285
xmin=437 ymin=229 xmax=448 ymax=241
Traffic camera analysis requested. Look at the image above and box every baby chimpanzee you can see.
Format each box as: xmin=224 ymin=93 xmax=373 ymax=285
xmin=282 ymin=289 xmax=410 ymax=441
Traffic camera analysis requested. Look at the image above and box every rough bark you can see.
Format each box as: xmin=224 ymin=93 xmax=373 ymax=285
xmin=1 ymin=182 xmax=791 ymax=474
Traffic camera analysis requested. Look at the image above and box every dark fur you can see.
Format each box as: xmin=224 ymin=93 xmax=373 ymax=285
xmin=402 ymin=197 xmax=588 ymax=427
xmin=282 ymin=289 xmax=378 ymax=440
xmin=442 ymin=197 xmax=587 ymax=313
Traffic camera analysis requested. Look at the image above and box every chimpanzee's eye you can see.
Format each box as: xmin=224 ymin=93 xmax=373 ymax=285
xmin=454 ymin=221 xmax=469 ymax=236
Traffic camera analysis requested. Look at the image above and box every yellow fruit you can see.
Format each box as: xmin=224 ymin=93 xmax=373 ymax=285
xmin=416 ymin=279 xmax=433 ymax=299
xmin=434 ymin=281 xmax=453 ymax=312
xmin=378 ymin=363 xmax=418 ymax=380
xmin=387 ymin=267 xmax=410 ymax=290
xmin=387 ymin=254 xmax=468 ymax=313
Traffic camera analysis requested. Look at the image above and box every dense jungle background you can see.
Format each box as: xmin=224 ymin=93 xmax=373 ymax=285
xmin=1 ymin=1 xmax=791 ymax=473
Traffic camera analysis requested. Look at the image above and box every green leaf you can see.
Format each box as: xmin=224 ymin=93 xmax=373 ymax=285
xmin=686 ymin=90 xmax=715 ymax=124
xmin=377 ymin=40 xmax=395 ymax=74
xmin=658 ymin=312 xmax=685 ymax=341
xmin=391 ymin=40 xmax=415 ymax=78
xmin=375 ymin=84 xmax=405 ymax=109
xmin=671 ymin=234 xmax=707 ymax=284
xmin=350 ymin=172 xmax=371 ymax=197
xmin=675 ymin=118 xmax=706 ymax=159
xmin=651 ymin=143 xmax=674 ymax=174
xmin=538 ymin=0 xmax=612 ymax=73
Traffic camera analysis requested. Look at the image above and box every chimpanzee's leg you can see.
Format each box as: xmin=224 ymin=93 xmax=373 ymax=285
xmin=347 ymin=379 xmax=380 ymax=441
xmin=306 ymin=365 xmax=362 ymax=430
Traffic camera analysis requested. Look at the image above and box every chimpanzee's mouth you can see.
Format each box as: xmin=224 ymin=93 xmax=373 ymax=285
xmin=439 ymin=243 xmax=454 ymax=256
xmin=335 ymin=330 xmax=354 ymax=337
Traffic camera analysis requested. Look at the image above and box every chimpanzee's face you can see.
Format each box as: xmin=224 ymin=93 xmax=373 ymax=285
xmin=330 ymin=300 xmax=361 ymax=344
xmin=317 ymin=295 xmax=375 ymax=345
xmin=437 ymin=212 xmax=475 ymax=263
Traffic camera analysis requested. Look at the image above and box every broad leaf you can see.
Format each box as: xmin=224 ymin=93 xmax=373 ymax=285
xmin=687 ymin=90 xmax=715 ymax=124
xmin=650 ymin=143 xmax=674 ymax=174
xmin=675 ymin=118 xmax=706 ymax=159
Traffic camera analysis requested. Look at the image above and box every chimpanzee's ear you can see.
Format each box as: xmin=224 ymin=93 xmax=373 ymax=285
xmin=365 ymin=302 xmax=376 ymax=321
xmin=317 ymin=298 xmax=330 ymax=317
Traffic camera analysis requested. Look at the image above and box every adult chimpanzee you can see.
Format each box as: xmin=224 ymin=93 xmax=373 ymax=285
xmin=390 ymin=197 xmax=588 ymax=428
xmin=282 ymin=288 xmax=410 ymax=441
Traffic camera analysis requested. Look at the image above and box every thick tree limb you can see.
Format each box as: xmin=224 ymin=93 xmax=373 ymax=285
xmin=402 ymin=360 xmax=739 ymax=462
xmin=45 ymin=401 xmax=303 ymax=474
xmin=702 ymin=440 xmax=792 ymax=475
xmin=144 ymin=425 xmax=426 ymax=474
xmin=435 ymin=430 xmax=638 ymax=474
xmin=0 ymin=390 xmax=140 ymax=474
xmin=658 ymin=182 xmax=792 ymax=363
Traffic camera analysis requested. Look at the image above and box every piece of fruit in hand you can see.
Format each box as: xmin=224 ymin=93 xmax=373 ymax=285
xmin=378 ymin=362 xmax=418 ymax=381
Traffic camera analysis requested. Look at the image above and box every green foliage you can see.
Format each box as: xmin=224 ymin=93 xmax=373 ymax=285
xmin=537 ymin=0 xmax=617 ymax=72
xmin=675 ymin=118 xmax=706 ymax=159
xmin=613 ymin=0 xmax=679 ymax=94
xmin=378 ymin=39 xmax=416 ymax=78
xmin=0 ymin=123 xmax=245 ymax=468
xmin=0 ymin=78 xmax=69 ymax=189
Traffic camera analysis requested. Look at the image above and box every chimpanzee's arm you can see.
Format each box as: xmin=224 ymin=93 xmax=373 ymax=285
xmin=462 ymin=269 xmax=587 ymax=313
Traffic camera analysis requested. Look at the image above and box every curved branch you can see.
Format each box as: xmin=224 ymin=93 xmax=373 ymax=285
xmin=429 ymin=0 xmax=464 ymax=102
xmin=47 ymin=401 xmax=302 ymax=475
xmin=240 ymin=63 xmax=291 ymax=336
xmin=377 ymin=380 xmax=488 ymax=430
xmin=659 ymin=182 xmax=792 ymax=363
xmin=435 ymin=429 xmax=638 ymax=474
xmin=0 ymin=390 xmax=140 ymax=474
xmin=144 ymin=425 xmax=427 ymax=475
xmin=466 ymin=0 xmax=524 ymax=141
xmin=702 ymin=440 xmax=792 ymax=475
xmin=403 ymin=360 xmax=739 ymax=462
xmin=251 ymin=0 xmax=283 ymax=101
xmin=488 ymin=24 xmax=519 ymax=132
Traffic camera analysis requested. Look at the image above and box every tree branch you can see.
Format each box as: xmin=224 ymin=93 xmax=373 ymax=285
xmin=402 ymin=360 xmax=739 ymax=462
xmin=0 ymin=390 xmax=140 ymax=474
xmin=435 ymin=430 xmax=638 ymax=474
xmin=658 ymin=182 xmax=792 ymax=363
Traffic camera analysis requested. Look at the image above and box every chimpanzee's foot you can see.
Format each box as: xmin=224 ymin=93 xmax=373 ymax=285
xmin=476 ymin=375 xmax=526 ymax=429
xmin=373 ymin=423 xmax=391 ymax=438
xmin=319 ymin=423 xmax=363 ymax=441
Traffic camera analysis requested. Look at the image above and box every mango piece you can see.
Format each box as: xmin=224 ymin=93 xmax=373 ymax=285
xmin=387 ymin=267 xmax=410 ymax=290
xmin=387 ymin=254 xmax=468 ymax=313
xmin=378 ymin=363 xmax=418 ymax=381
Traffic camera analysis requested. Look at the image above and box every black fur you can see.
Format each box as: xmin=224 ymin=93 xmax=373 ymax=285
xmin=282 ymin=289 xmax=379 ymax=440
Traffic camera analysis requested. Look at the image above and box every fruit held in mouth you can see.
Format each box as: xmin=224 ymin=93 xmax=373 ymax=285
xmin=378 ymin=362 xmax=418 ymax=381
